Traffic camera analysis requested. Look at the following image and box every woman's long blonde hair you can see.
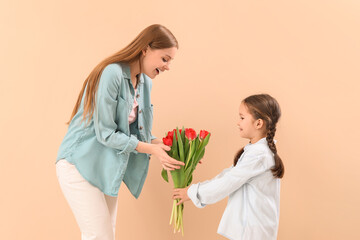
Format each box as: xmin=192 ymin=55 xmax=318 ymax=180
xmin=67 ymin=24 xmax=178 ymax=125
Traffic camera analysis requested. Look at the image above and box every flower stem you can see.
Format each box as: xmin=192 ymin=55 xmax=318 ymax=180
xmin=170 ymin=199 xmax=176 ymax=225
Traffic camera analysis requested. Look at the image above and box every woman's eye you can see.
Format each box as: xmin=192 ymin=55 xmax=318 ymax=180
xmin=162 ymin=58 xmax=168 ymax=63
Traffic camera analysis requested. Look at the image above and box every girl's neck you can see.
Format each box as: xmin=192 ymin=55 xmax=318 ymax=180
xmin=249 ymin=134 xmax=267 ymax=144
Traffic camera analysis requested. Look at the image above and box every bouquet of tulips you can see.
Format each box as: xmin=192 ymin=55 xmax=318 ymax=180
xmin=161 ymin=127 xmax=211 ymax=235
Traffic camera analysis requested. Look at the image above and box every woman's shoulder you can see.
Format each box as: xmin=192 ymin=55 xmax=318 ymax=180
xmin=103 ymin=63 xmax=124 ymax=75
xmin=99 ymin=63 xmax=129 ymax=86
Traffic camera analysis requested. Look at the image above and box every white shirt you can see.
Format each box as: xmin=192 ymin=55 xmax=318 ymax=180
xmin=187 ymin=138 xmax=280 ymax=240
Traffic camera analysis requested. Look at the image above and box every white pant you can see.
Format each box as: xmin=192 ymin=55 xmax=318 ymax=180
xmin=56 ymin=159 xmax=118 ymax=240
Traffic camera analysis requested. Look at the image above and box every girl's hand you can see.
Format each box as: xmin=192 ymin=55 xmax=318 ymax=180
xmin=173 ymin=186 xmax=190 ymax=205
xmin=151 ymin=144 xmax=184 ymax=171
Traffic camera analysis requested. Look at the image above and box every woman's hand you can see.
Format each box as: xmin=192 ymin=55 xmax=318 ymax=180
xmin=173 ymin=186 xmax=190 ymax=205
xmin=150 ymin=144 xmax=184 ymax=170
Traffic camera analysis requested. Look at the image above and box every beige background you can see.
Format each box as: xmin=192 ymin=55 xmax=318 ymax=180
xmin=1 ymin=0 xmax=359 ymax=239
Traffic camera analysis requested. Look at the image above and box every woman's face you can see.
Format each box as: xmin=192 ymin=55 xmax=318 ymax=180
xmin=141 ymin=46 xmax=177 ymax=79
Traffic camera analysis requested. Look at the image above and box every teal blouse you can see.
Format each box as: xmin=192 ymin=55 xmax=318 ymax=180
xmin=56 ymin=63 xmax=155 ymax=198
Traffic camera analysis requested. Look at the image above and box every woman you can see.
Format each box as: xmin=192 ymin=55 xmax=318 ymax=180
xmin=56 ymin=24 xmax=184 ymax=240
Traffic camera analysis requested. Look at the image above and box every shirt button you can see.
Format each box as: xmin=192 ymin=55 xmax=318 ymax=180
xmin=139 ymin=126 xmax=143 ymax=130
xmin=136 ymin=94 xmax=140 ymax=98
xmin=139 ymin=109 xmax=142 ymax=114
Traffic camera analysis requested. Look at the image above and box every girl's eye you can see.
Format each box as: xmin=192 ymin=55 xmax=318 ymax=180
xmin=240 ymin=117 xmax=244 ymax=120
xmin=162 ymin=58 xmax=168 ymax=63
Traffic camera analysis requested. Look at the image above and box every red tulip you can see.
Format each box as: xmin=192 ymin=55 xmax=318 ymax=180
xmin=200 ymin=130 xmax=210 ymax=140
xmin=185 ymin=128 xmax=197 ymax=141
xmin=167 ymin=130 xmax=174 ymax=140
xmin=163 ymin=136 xmax=173 ymax=146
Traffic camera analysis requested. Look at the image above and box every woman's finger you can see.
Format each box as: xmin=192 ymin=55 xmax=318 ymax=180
xmin=163 ymin=161 xmax=180 ymax=170
xmin=161 ymin=145 xmax=171 ymax=151
xmin=162 ymin=164 xmax=173 ymax=171
xmin=166 ymin=156 xmax=185 ymax=166
xmin=162 ymin=162 xmax=177 ymax=170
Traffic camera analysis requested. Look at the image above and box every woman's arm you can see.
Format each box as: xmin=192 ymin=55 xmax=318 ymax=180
xmin=94 ymin=65 xmax=184 ymax=170
xmin=136 ymin=141 xmax=184 ymax=170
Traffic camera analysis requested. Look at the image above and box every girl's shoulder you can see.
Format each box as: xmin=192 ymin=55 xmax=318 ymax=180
xmin=242 ymin=138 xmax=275 ymax=166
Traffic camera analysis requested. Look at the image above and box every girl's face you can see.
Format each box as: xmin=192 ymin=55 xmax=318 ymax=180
xmin=237 ymin=102 xmax=264 ymax=140
xmin=141 ymin=46 xmax=177 ymax=79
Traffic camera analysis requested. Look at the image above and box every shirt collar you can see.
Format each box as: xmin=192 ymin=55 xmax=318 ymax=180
xmin=121 ymin=63 xmax=144 ymax=84
xmin=244 ymin=137 xmax=274 ymax=151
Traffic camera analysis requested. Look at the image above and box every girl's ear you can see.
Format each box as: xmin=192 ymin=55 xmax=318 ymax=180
xmin=255 ymin=119 xmax=264 ymax=130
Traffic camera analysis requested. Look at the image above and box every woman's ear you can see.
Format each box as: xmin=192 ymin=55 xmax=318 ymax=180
xmin=142 ymin=45 xmax=150 ymax=56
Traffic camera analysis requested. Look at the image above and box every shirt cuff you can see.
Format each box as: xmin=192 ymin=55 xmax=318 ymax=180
xmin=117 ymin=135 xmax=139 ymax=155
xmin=187 ymin=183 xmax=206 ymax=208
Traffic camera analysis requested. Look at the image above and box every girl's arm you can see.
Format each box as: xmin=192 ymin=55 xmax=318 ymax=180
xmin=173 ymin=166 xmax=232 ymax=205
xmin=186 ymin=151 xmax=268 ymax=208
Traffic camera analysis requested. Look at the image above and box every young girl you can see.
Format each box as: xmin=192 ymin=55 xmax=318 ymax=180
xmin=173 ymin=94 xmax=284 ymax=240
xmin=56 ymin=24 xmax=184 ymax=240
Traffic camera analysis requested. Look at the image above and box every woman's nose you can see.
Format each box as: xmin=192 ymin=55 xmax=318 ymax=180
xmin=163 ymin=64 xmax=170 ymax=71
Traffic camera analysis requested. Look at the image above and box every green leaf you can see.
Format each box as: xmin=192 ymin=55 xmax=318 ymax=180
xmin=187 ymin=174 xmax=193 ymax=186
xmin=184 ymin=137 xmax=190 ymax=160
xmin=176 ymin=127 xmax=185 ymax=162
xmin=185 ymin=141 xmax=197 ymax=171
xmin=181 ymin=126 xmax=186 ymax=144
xmin=197 ymin=149 xmax=205 ymax=163
xmin=184 ymin=166 xmax=192 ymax=183
xmin=170 ymin=167 xmax=185 ymax=188
xmin=161 ymin=168 xmax=168 ymax=182
xmin=172 ymin=130 xmax=180 ymax=160
xmin=192 ymin=149 xmax=205 ymax=172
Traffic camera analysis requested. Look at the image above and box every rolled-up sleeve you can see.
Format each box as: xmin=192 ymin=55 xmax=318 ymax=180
xmin=187 ymin=151 xmax=267 ymax=208
xmin=93 ymin=65 xmax=139 ymax=154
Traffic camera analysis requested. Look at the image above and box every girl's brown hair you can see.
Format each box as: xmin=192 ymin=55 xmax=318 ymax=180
xmin=233 ymin=94 xmax=284 ymax=178
xmin=67 ymin=24 xmax=178 ymax=125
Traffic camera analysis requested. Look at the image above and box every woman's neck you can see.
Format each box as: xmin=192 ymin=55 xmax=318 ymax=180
xmin=129 ymin=60 xmax=141 ymax=88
